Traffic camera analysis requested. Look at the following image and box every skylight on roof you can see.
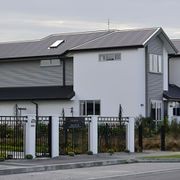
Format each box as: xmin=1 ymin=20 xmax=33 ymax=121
xmin=49 ymin=40 xmax=64 ymax=48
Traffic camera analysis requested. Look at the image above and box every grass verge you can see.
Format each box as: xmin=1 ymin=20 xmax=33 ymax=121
xmin=142 ymin=154 xmax=180 ymax=159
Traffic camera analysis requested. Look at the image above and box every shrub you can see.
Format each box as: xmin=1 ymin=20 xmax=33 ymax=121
xmin=7 ymin=154 xmax=13 ymax=159
xmin=68 ymin=152 xmax=75 ymax=156
xmin=124 ymin=149 xmax=130 ymax=153
xmin=163 ymin=116 xmax=170 ymax=132
xmin=25 ymin=154 xmax=33 ymax=159
xmin=169 ymin=119 xmax=180 ymax=138
xmin=0 ymin=152 xmax=6 ymax=161
xmin=108 ymin=149 xmax=114 ymax=155
xmin=87 ymin=151 xmax=93 ymax=155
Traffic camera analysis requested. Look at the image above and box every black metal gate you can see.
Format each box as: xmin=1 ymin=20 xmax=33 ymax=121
xmin=59 ymin=117 xmax=91 ymax=155
xmin=135 ymin=118 xmax=165 ymax=152
xmin=98 ymin=117 xmax=128 ymax=153
xmin=0 ymin=116 xmax=27 ymax=159
xmin=36 ymin=116 xmax=52 ymax=157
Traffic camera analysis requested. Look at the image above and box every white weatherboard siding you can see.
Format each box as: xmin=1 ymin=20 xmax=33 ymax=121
xmin=168 ymin=101 xmax=180 ymax=122
xmin=0 ymin=49 xmax=146 ymax=117
xmin=169 ymin=57 xmax=180 ymax=87
xmin=73 ymin=48 xmax=146 ymax=117
xmin=163 ymin=47 xmax=168 ymax=91
xmin=0 ymin=101 xmax=77 ymax=116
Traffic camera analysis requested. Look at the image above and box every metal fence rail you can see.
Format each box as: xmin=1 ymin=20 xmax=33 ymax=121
xmin=98 ymin=117 xmax=128 ymax=153
xmin=59 ymin=117 xmax=91 ymax=155
xmin=0 ymin=116 xmax=27 ymax=159
xmin=98 ymin=117 xmax=129 ymax=123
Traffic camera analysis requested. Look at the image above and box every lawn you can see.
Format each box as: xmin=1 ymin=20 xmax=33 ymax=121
xmin=143 ymin=154 xmax=180 ymax=159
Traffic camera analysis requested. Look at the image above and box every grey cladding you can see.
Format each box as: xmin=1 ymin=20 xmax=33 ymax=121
xmin=148 ymin=37 xmax=163 ymax=55
xmin=146 ymin=37 xmax=164 ymax=116
xmin=65 ymin=58 xmax=73 ymax=86
xmin=0 ymin=60 xmax=64 ymax=87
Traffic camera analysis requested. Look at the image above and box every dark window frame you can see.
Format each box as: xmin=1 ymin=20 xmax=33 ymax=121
xmin=80 ymin=100 xmax=100 ymax=116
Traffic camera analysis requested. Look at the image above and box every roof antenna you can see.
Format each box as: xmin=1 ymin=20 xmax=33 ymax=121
xmin=107 ymin=19 xmax=110 ymax=31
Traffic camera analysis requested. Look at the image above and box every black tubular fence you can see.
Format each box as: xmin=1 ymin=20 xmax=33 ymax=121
xmin=36 ymin=116 xmax=52 ymax=158
xmin=135 ymin=118 xmax=166 ymax=152
xmin=0 ymin=116 xmax=27 ymax=159
xmin=59 ymin=116 xmax=91 ymax=155
xmin=98 ymin=117 xmax=129 ymax=153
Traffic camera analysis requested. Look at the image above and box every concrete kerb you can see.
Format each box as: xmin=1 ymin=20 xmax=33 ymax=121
xmin=0 ymin=159 xmax=135 ymax=176
xmin=2 ymin=158 xmax=180 ymax=176
xmin=1 ymin=152 xmax=180 ymax=176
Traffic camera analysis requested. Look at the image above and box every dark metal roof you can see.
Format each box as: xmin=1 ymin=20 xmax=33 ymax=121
xmin=0 ymin=86 xmax=74 ymax=100
xmin=71 ymin=28 xmax=158 ymax=51
xmin=0 ymin=31 xmax=111 ymax=59
xmin=0 ymin=27 xmax=176 ymax=60
xmin=171 ymin=39 xmax=180 ymax=55
xmin=163 ymin=84 xmax=180 ymax=100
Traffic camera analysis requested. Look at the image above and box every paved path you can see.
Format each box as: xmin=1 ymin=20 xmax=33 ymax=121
xmin=0 ymin=151 xmax=180 ymax=175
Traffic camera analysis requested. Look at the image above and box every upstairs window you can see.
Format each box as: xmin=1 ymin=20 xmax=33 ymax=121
xmin=149 ymin=54 xmax=162 ymax=73
xmin=80 ymin=100 xmax=100 ymax=116
xmin=40 ymin=59 xmax=61 ymax=67
xmin=99 ymin=53 xmax=121 ymax=62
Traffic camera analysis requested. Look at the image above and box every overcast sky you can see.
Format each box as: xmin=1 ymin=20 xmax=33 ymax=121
xmin=0 ymin=0 xmax=180 ymax=42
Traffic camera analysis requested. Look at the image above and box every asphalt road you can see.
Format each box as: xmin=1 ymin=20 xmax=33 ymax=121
xmin=94 ymin=169 xmax=180 ymax=180
xmin=1 ymin=163 xmax=180 ymax=180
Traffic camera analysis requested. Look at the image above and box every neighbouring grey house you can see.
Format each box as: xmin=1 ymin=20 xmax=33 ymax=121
xmin=165 ymin=39 xmax=180 ymax=121
xmin=0 ymin=27 xmax=177 ymax=122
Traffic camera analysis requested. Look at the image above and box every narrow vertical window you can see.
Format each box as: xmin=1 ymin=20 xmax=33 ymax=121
xmin=149 ymin=54 xmax=162 ymax=73
xmin=158 ymin=55 xmax=162 ymax=73
xmin=80 ymin=101 xmax=86 ymax=116
xmin=87 ymin=101 xmax=94 ymax=115
xmin=150 ymin=100 xmax=162 ymax=121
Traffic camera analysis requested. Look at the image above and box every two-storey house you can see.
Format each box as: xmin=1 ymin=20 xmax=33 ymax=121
xmin=0 ymin=28 xmax=176 ymax=121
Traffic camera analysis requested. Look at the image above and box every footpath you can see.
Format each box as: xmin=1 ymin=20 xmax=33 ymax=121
xmin=0 ymin=151 xmax=180 ymax=176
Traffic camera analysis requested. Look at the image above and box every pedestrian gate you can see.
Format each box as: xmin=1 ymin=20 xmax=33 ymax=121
xmin=59 ymin=117 xmax=91 ymax=155
xmin=98 ymin=117 xmax=129 ymax=152
xmin=0 ymin=116 xmax=27 ymax=159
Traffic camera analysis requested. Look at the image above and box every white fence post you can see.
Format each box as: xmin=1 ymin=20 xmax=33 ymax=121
xmin=25 ymin=115 xmax=36 ymax=158
xmin=51 ymin=116 xmax=59 ymax=158
xmin=90 ymin=116 xmax=98 ymax=154
xmin=126 ymin=118 xmax=135 ymax=153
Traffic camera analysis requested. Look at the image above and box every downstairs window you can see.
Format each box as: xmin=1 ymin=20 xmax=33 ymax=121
xmin=80 ymin=100 xmax=100 ymax=116
xmin=150 ymin=100 xmax=162 ymax=121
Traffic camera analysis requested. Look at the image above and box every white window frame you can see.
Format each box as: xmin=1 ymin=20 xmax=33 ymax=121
xmin=40 ymin=59 xmax=61 ymax=67
xmin=99 ymin=53 xmax=121 ymax=62
xmin=149 ymin=54 xmax=162 ymax=73
xmin=173 ymin=102 xmax=180 ymax=116
xmin=151 ymin=100 xmax=162 ymax=122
